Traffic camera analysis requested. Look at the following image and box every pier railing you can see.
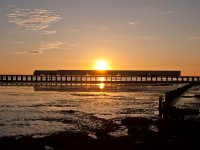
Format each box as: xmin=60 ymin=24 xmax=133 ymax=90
xmin=0 ymin=75 xmax=200 ymax=83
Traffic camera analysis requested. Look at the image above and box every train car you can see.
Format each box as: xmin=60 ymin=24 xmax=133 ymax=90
xmin=33 ymin=70 xmax=181 ymax=77
xmin=33 ymin=70 xmax=58 ymax=76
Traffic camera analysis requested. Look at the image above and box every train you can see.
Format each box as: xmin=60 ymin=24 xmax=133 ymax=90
xmin=33 ymin=70 xmax=181 ymax=77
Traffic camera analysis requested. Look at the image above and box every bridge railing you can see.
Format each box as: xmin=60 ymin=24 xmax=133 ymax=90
xmin=0 ymin=75 xmax=200 ymax=83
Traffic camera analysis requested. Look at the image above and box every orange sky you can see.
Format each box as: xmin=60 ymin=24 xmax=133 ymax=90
xmin=0 ymin=0 xmax=200 ymax=76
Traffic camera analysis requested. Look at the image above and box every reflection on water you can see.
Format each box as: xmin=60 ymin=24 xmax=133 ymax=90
xmin=98 ymin=83 xmax=105 ymax=89
xmin=174 ymin=85 xmax=200 ymax=111
xmin=0 ymin=83 xmax=194 ymax=138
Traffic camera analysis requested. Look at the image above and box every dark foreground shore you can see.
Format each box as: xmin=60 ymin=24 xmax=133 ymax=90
xmin=1 ymin=117 xmax=200 ymax=150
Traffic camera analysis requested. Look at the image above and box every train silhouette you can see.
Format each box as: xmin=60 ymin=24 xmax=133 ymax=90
xmin=33 ymin=70 xmax=181 ymax=77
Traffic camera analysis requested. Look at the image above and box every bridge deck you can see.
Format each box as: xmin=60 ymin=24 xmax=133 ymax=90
xmin=0 ymin=75 xmax=199 ymax=83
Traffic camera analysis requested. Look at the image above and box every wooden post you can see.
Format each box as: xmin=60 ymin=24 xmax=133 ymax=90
xmin=65 ymin=76 xmax=66 ymax=82
xmin=55 ymin=76 xmax=57 ymax=82
xmin=159 ymin=96 xmax=163 ymax=117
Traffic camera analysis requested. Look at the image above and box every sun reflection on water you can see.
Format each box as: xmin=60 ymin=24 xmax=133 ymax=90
xmin=98 ymin=83 xmax=105 ymax=89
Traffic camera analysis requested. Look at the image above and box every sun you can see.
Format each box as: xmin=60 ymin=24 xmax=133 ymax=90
xmin=96 ymin=60 xmax=108 ymax=70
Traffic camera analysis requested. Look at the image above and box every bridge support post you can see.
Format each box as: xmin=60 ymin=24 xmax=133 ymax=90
xmin=55 ymin=76 xmax=57 ymax=82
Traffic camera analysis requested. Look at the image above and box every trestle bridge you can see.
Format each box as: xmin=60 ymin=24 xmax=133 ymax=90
xmin=0 ymin=70 xmax=199 ymax=83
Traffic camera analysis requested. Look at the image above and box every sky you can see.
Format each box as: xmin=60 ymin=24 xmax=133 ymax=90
xmin=0 ymin=0 xmax=200 ymax=75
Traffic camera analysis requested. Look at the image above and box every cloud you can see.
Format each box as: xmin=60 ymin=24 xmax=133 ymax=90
xmin=38 ymin=41 xmax=65 ymax=52
xmin=67 ymin=43 xmax=79 ymax=47
xmin=163 ymin=11 xmax=176 ymax=14
xmin=101 ymin=27 xmax=109 ymax=31
xmin=128 ymin=21 xmax=137 ymax=25
xmin=41 ymin=30 xmax=57 ymax=35
xmin=128 ymin=21 xmax=139 ymax=27
xmin=189 ymin=36 xmax=200 ymax=40
xmin=15 ymin=50 xmax=42 ymax=55
xmin=15 ymin=41 xmax=65 ymax=55
xmin=8 ymin=8 xmax=61 ymax=35
xmin=11 ymin=41 xmax=24 ymax=44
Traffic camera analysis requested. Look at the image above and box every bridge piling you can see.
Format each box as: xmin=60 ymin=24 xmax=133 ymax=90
xmin=0 ymin=74 xmax=200 ymax=83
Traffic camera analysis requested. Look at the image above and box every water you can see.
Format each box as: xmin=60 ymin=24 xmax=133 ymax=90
xmin=174 ymin=85 xmax=200 ymax=111
xmin=0 ymin=83 xmax=198 ymax=138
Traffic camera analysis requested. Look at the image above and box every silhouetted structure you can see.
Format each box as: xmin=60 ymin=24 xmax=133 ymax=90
xmin=33 ymin=70 xmax=181 ymax=76
xmin=159 ymin=83 xmax=199 ymax=120
xmin=0 ymin=70 xmax=200 ymax=83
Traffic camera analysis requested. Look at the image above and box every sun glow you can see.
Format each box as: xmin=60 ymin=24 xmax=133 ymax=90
xmin=98 ymin=83 xmax=105 ymax=89
xmin=96 ymin=60 xmax=108 ymax=70
xmin=99 ymin=77 xmax=105 ymax=82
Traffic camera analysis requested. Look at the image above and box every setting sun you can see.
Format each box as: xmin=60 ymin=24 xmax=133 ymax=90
xmin=96 ymin=60 xmax=108 ymax=70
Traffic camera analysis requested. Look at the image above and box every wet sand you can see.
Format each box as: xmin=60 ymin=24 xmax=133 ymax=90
xmin=1 ymin=117 xmax=200 ymax=150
